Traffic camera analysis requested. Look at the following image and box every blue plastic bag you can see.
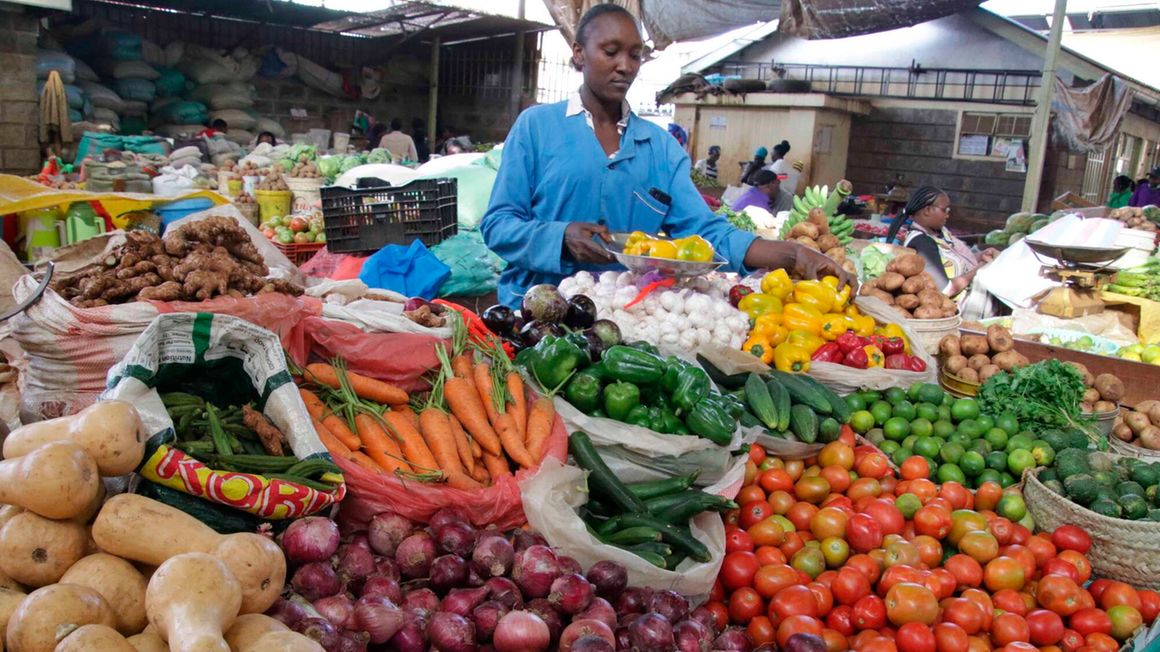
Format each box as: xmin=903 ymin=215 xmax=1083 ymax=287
xmin=359 ymin=240 xmax=451 ymax=300
xmin=431 ymin=231 xmax=506 ymax=297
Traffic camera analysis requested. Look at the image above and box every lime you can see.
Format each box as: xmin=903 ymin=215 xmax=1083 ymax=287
xmin=1031 ymin=442 xmax=1056 ymax=466
xmin=951 ymin=398 xmax=981 ymax=422
xmin=984 ymin=428 xmax=1009 ymax=451
xmin=941 ymin=442 xmax=965 ymax=465
xmin=925 ymin=457 xmax=940 ymax=476
xmin=971 ymin=439 xmax=993 ymax=456
xmin=914 ymin=437 xmax=942 ymax=459
xmin=879 ymin=440 xmax=901 ymax=456
xmin=977 ymin=469 xmax=1002 ymax=486
xmin=1007 ymin=434 xmax=1034 ymax=452
xmin=858 ymin=390 xmax=882 ymax=405
xmin=895 ymin=493 xmax=923 ymax=519
xmin=902 ymin=435 xmax=919 ymax=452
xmin=891 ymin=447 xmax=912 ymax=468
xmin=942 ymin=393 xmax=954 ymax=407
xmin=997 ymin=493 xmax=1028 ymax=521
xmin=885 ymin=387 xmax=907 ymax=405
xmin=884 ymin=417 xmax=911 ymax=442
xmin=892 ymin=400 xmax=917 ymax=422
xmin=820 ymin=418 xmax=842 ymax=442
xmin=995 ymin=413 xmax=1020 ymax=434
xmin=871 ymin=401 xmax=894 ymax=426
xmin=918 ymin=384 xmax=947 ymax=405
xmin=976 ymin=414 xmax=995 ymax=433
xmin=949 ymin=431 xmax=973 ymax=447
xmin=846 ymin=394 xmax=867 ymax=412
xmin=916 ymin=403 xmax=940 ymax=422
xmin=1007 ymin=448 xmax=1036 ymax=476
xmin=850 ymin=410 xmax=875 ymax=434
xmin=933 ymin=420 xmax=956 ymax=439
xmin=937 ymin=463 xmax=966 ymax=484
xmin=957 ymin=419 xmax=983 ymax=439
xmin=999 ymin=471 xmax=1016 ymax=488
xmin=907 ymin=383 xmax=924 ymax=402
xmin=910 ymin=418 xmax=933 ymax=439
xmin=938 ymin=405 xmax=952 ymax=422
xmin=986 ymin=450 xmax=1009 ymax=472
xmin=960 ymin=451 xmax=986 ymax=478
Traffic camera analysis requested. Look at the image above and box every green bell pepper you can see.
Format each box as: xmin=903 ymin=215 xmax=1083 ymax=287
xmin=603 ymin=381 xmax=641 ymax=421
xmin=628 ymin=340 xmax=660 ymax=356
xmin=685 ymin=400 xmax=734 ymax=445
xmin=529 ymin=335 xmax=588 ymax=390
xmin=601 ymin=345 xmax=665 ymax=385
xmin=625 ymin=404 xmax=652 ymax=428
xmin=658 ymin=408 xmax=683 ymax=434
xmin=564 ymin=370 xmax=603 ymax=414
xmin=660 ymin=356 xmax=686 ymax=395
xmin=672 ymin=366 xmax=711 ymax=413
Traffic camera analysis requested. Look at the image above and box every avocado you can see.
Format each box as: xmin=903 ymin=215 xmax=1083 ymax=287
xmin=1089 ymin=499 xmax=1123 ymax=519
xmin=1043 ymin=479 xmax=1065 ymax=495
xmin=1094 ymin=487 xmax=1119 ymax=504
xmin=1147 ymin=509 xmax=1160 ymax=522
xmin=1039 ymin=429 xmax=1072 ymax=454
xmin=1093 ymin=470 xmax=1119 ymax=488
xmin=984 ymin=230 xmax=1010 ymax=246
xmin=1064 ymin=474 xmax=1099 ymax=505
xmin=1134 ymin=464 xmax=1160 ymax=488
xmin=1147 ymin=485 xmax=1159 ymax=505
xmin=1117 ymin=481 xmax=1146 ymax=498
xmin=1039 ymin=468 xmax=1059 ymax=483
xmin=1120 ymin=494 xmax=1149 ymax=520
xmin=1055 ymin=448 xmax=1091 ymax=480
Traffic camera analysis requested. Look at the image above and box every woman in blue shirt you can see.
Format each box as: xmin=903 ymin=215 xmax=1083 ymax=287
xmin=481 ymin=5 xmax=847 ymax=307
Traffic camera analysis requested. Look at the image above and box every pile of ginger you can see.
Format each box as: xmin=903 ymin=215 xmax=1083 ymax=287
xmin=53 ymin=216 xmax=303 ymax=307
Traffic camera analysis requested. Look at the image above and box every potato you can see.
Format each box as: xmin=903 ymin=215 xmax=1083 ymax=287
xmin=878 ymin=272 xmax=906 ymax=292
xmin=824 ymin=247 xmax=847 ymax=263
xmin=817 ymin=233 xmax=840 ymax=252
xmin=978 ymin=364 xmax=1001 ymax=381
xmin=894 ymin=307 xmax=914 ymax=319
xmin=789 ymin=222 xmax=821 ymax=240
xmin=1113 ymin=423 xmax=1134 ymax=442
xmin=945 ymin=355 xmax=969 ymax=374
xmin=895 ymin=294 xmax=920 ymax=310
xmin=957 ymin=367 xmax=979 ymax=383
xmin=1149 ymin=404 xmax=1160 ymax=426
xmin=916 ymin=289 xmax=941 ymax=306
xmin=939 ymin=335 xmax=961 ymax=357
xmin=968 ymin=354 xmax=991 ymax=371
xmin=1064 ymin=361 xmax=1093 ymax=387
xmin=900 ymin=275 xmax=929 ymax=295
xmin=991 ymin=350 xmax=1022 ymax=371
xmin=888 ymin=253 xmax=925 ymax=277
xmin=1126 ymin=411 xmax=1151 ymax=435
xmin=1139 ymin=425 xmax=1160 ymax=450
xmin=1094 ymin=400 xmax=1117 ymax=413
xmin=940 ymin=307 xmax=958 ymax=318
xmin=914 ymin=306 xmax=942 ymax=319
xmin=1094 ymin=373 xmax=1125 ymax=402
xmin=1082 ymin=388 xmax=1100 ymax=404
xmin=960 ymin=335 xmax=990 ymax=356
xmin=1011 ymin=352 xmax=1030 ymax=369
xmin=1135 ymin=400 xmax=1159 ymax=414
xmin=986 ymin=325 xmax=1014 ymax=353
xmin=1080 ymin=402 xmax=1093 ymax=413
xmin=863 ymin=288 xmax=895 ymax=305
xmin=794 ymin=236 xmax=821 ymax=251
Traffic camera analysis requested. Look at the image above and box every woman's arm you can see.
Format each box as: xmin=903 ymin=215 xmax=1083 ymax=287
xmin=907 ymin=234 xmax=979 ymax=296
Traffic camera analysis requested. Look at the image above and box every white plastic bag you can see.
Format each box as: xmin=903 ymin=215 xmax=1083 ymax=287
xmin=520 ymin=459 xmax=724 ymax=603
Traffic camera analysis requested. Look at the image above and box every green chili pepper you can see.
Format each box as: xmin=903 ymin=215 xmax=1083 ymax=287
xmin=564 ymin=370 xmax=603 ymax=414
xmin=603 ymin=381 xmax=641 ymax=421
xmin=601 ymin=345 xmax=665 ymax=385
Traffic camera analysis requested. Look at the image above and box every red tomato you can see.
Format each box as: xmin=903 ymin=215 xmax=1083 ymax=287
xmin=861 ymin=635 xmax=900 ymax=652
xmin=879 ymin=565 xmax=925 ymax=596
xmin=997 ymin=643 xmax=1038 ymax=652
xmin=760 ymin=469 xmax=795 ymax=494
xmin=847 ymin=554 xmax=883 ymax=585
xmin=1098 ymin=581 xmax=1142 ymax=611
xmin=810 ymin=582 xmax=834 ymax=617
xmin=942 ymin=598 xmax=986 ymax=634
xmin=1086 ymin=632 xmax=1119 ymax=652
xmin=943 ymin=554 xmax=983 ymax=589
xmin=913 ymin=506 xmax=952 ymax=540
xmin=823 ymin=628 xmax=850 ymax=652
xmin=1137 ymin=590 xmax=1160 ymax=624
xmin=848 ymin=513 xmax=885 ymax=554
xmin=1042 ymin=558 xmax=1081 ymax=583
xmin=1026 ymin=534 xmax=1057 ymax=568
xmin=750 ymin=445 xmax=767 ymax=464
xmin=834 ymin=566 xmax=873 ymax=606
xmin=740 ymin=500 xmax=775 ymax=529
xmin=755 ymin=564 xmax=802 ymax=600
xmin=828 ymin=605 xmax=856 ymax=636
xmin=1051 ymin=525 xmax=1092 ymax=554
xmin=726 ymin=527 xmax=755 ymax=554
xmin=885 ymin=583 xmax=939 ymax=626
xmin=1088 ymin=579 xmax=1112 ymax=602
xmin=924 ymin=569 xmax=957 ymax=601
xmin=939 ymin=482 xmax=971 ymax=510
xmin=721 ymin=551 xmax=760 ymax=591
xmin=1009 ymin=523 xmax=1031 ymax=545
xmin=989 ymin=517 xmax=1014 ymax=546
xmin=863 ymin=499 xmax=906 ymax=536
xmin=960 ymin=589 xmax=995 ymax=632
xmin=748 ymin=615 xmax=777 ymax=646
xmin=1057 ymin=550 xmax=1092 ymax=584
xmin=992 ymin=589 xmax=1029 ymax=616
xmin=1069 ymin=608 xmax=1112 ymax=637
xmin=1000 ymin=545 xmax=1037 ymax=584
xmin=896 ymin=622 xmax=937 ymax=652
xmin=788 ymin=502 xmax=821 ymax=532
xmin=983 ymin=556 xmax=1025 ymax=592
xmin=856 ymin=452 xmax=891 ymax=479
xmin=773 ymin=585 xmax=822 ymax=620
xmin=992 ymin=612 xmax=1031 ymax=646
xmin=777 ymin=615 xmax=826 ymax=649
xmin=738 ymin=484 xmax=767 ymax=507
xmin=729 ymin=586 xmax=765 ymax=624
xmin=705 ymin=601 xmax=729 ymax=631
xmin=854 ymin=594 xmax=888 ymax=630
xmin=1037 ymin=575 xmax=1083 ymax=616
xmin=1027 ymin=609 xmax=1065 ymax=646
xmin=756 ymin=545 xmax=787 ymax=566
xmin=933 ymin=623 xmax=969 ymax=652
xmin=1059 ymin=628 xmax=1085 ymax=652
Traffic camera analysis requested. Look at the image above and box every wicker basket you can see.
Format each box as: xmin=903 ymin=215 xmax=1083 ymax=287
xmin=1107 ymin=435 xmax=1160 ymax=461
xmin=939 ymin=368 xmax=980 ymax=398
xmin=1023 ymin=462 xmax=1160 ymax=590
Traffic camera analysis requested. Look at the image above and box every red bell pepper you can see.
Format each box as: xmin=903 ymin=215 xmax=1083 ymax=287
xmin=906 ymin=356 xmax=928 ymax=372
xmin=881 ymin=337 xmax=906 ymax=356
xmin=836 ymin=331 xmax=866 ymax=354
xmin=885 ymin=354 xmax=909 ymax=370
xmin=866 ymin=334 xmax=888 ymax=351
xmin=729 ymin=285 xmax=753 ymax=307
xmin=811 ymin=342 xmax=844 ymax=363
xmin=842 ymin=347 xmax=870 ymax=369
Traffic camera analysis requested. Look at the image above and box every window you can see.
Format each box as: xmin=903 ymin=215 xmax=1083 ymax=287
xmin=955 ymin=112 xmax=1032 ymax=159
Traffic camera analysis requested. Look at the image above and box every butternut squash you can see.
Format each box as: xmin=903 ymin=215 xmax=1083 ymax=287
xmin=0 ymin=506 xmax=21 ymax=532
xmin=3 ymin=401 xmax=145 ymax=477
xmin=0 ymin=587 xmax=27 ymax=649
xmin=59 ymin=554 xmax=147 ymax=636
xmin=93 ymin=495 xmax=285 ymax=614
xmin=224 ymin=614 xmax=287 ymax=651
xmin=0 ymin=442 xmax=100 ymax=521
xmin=125 ymin=631 xmax=166 ymax=652
xmin=71 ymin=483 xmax=106 ymax=526
xmin=244 ymin=631 xmax=324 ymax=651
xmin=145 ymin=553 xmax=241 ymax=652
xmin=6 ymin=583 xmax=115 ymax=652
xmin=53 ymin=624 xmax=133 ymax=652
xmin=0 ymin=512 xmax=88 ymax=588
xmin=0 ymin=569 xmax=19 ymax=593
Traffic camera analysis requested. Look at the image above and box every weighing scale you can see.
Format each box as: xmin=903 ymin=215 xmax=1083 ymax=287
xmin=1025 ymin=239 xmax=1129 ymax=319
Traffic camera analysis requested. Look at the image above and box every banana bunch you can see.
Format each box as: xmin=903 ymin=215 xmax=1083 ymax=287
xmin=781 ymin=180 xmax=855 ymax=245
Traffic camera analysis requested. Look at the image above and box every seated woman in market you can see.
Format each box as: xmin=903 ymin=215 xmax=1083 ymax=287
xmin=730 ymin=170 xmax=794 ymax=214
xmin=481 ymin=4 xmax=848 ymax=308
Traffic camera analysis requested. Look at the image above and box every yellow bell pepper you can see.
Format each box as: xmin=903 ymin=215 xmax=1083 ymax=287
xmin=674 ymin=235 xmax=714 ymax=262
xmin=773 ymin=342 xmax=811 ymax=373
xmin=793 ymin=280 xmax=838 ymax=313
xmin=782 ymin=303 xmax=824 ymax=335
xmin=742 ymin=335 xmax=775 ymax=364
xmin=786 ymin=330 xmax=825 ymax=354
xmin=878 ymin=323 xmax=911 ymax=354
xmin=624 ymin=231 xmax=649 ymax=248
xmin=821 ymin=275 xmax=841 ymax=290
xmin=821 ymin=314 xmax=849 ymax=341
xmin=851 ymin=314 xmax=876 ymax=337
xmin=760 ymin=268 xmax=794 ymax=300
xmin=738 ymin=293 xmax=783 ymax=320
xmin=864 ymin=345 xmax=885 ymax=368
xmin=845 ymin=304 xmax=861 ymax=318
xmin=833 ymin=285 xmax=851 ymax=311
xmin=751 ymin=314 xmax=788 ymax=348
xmin=640 ymin=239 xmax=678 ymax=259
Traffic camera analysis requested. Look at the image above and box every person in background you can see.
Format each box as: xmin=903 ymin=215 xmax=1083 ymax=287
xmin=693 ymin=145 xmax=721 ymax=181
xmin=1129 ymin=166 xmax=1160 ymax=207
xmin=765 ymin=139 xmax=792 ymax=177
xmin=730 ymin=169 xmax=793 ymax=213
xmin=443 ymin=137 xmax=472 ymax=155
xmin=412 ymin=118 xmax=430 ymax=163
xmin=1109 ymin=175 xmax=1135 ymax=208
xmin=256 ymin=131 xmax=277 ymax=146
xmin=377 ymin=118 xmax=419 ymax=163
xmin=199 ymin=119 xmax=227 ymax=138
xmin=739 ymin=146 xmax=768 ymax=186
xmin=366 ymin=122 xmax=387 ymax=151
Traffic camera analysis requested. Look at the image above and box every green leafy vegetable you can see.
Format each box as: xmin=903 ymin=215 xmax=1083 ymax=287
xmin=716 ymin=206 xmax=755 ymax=232
xmin=978 ymin=359 xmax=1096 ymax=443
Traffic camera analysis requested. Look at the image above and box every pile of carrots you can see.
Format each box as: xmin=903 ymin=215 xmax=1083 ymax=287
xmin=298 ymin=335 xmax=556 ymax=491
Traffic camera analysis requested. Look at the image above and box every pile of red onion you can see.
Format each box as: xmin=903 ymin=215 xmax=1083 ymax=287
xmin=269 ymin=507 xmax=722 ymax=651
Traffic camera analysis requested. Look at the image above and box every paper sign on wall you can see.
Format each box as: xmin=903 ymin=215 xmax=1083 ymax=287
xmin=709 ymin=116 xmax=727 ymax=129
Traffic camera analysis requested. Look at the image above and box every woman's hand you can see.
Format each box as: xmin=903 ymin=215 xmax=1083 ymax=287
xmin=563 ymin=222 xmax=615 ymax=263
xmin=744 ymin=239 xmax=855 ymax=289
xmin=793 ymin=245 xmax=856 ymax=289
xmin=979 ymin=248 xmax=1000 ymax=264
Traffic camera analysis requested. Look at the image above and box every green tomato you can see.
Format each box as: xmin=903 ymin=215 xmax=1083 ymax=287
xmin=315 ymin=232 xmax=326 ymax=243
xmin=277 ymin=231 xmax=294 ymax=244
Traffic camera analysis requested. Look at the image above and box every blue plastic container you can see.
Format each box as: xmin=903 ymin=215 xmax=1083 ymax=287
xmin=157 ymin=198 xmax=214 ymax=233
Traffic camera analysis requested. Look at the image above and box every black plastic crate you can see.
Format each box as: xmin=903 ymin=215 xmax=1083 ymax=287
xmin=321 ymin=178 xmax=458 ymax=254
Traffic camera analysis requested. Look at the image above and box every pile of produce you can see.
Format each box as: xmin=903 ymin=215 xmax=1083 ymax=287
xmin=1106 ymin=206 xmax=1159 ymax=232
xmin=984 ymin=211 xmax=1065 ymax=246
xmin=621 ymin=232 xmax=715 ymax=263
xmin=1116 ymin=342 xmax=1160 ymax=365
xmin=1037 ymin=449 xmax=1160 ymax=521
xmin=716 ymin=206 xmax=756 ymax=233
xmin=261 ymin=211 xmax=327 ymax=245
xmin=705 ymin=364 xmax=852 ymax=444
xmin=51 ymin=216 xmax=303 ymax=306
xmin=716 ymin=439 xmax=1160 ymax=650
xmin=256 ymin=168 xmax=290 ymax=191
xmin=1113 ymin=401 xmax=1160 ymax=450
xmin=482 ymin=283 xmax=627 ymax=354
xmin=691 ymin=169 xmax=721 ymax=188
xmin=273 ymin=505 xmax=726 ymax=651
xmin=288 ymin=154 xmax=322 ymax=179
xmin=780 ymin=180 xmax=855 ymax=248
xmin=938 ymin=325 xmax=1029 ymax=384
xmin=860 ymin=253 xmax=959 ymax=320
xmin=783 ymin=210 xmax=853 ymax=273
xmin=1106 ymin=257 xmax=1160 ymax=301
xmin=978 ymin=359 xmax=1101 ymax=437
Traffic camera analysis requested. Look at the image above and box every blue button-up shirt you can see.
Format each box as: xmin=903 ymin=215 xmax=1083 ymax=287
xmin=481 ymin=99 xmax=756 ymax=307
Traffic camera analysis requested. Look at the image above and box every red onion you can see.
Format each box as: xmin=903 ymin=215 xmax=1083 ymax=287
xmin=512 ymin=530 xmax=547 ymax=552
xmin=441 ymin=586 xmax=489 ymax=616
xmin=428 ymin=611 xmax=476 ymax=652
xmin=266 ymin=596 xmax=310 ymax=628
xmin=389 ymin=611 xmax=429 ymax=652
xmin=374 ymin=556 xmax=400 ymax=580
xmin=549 ymin=573 xmax=594 ymax=614
xmin=472 ymin=600 xmax=510 ymax=642
xmin=688 ymin=606 xmax=719 ymax=635
xmin=336 ymin=544 xmax=376 ymax=583
xmin=472 ymin=536 xmax=515 ymax=578
xmin=713 ymin=627 xmax=754 ymax=651
xmin=614 ymin=626 xmax=631 ymax=651
xmin=629 ymin=613 xmax=673 ymax=652
xmin=435 ymin=521 xmax=478 ymax=557
xmin=586 ymin=561 xmax=627 ymax=600
xmin=336 ymin=630 xmax=369 ymax=652
xmin=673 ymin=619 xmax=713 ymax=652
xmin=493 ymin=610 xmax=550 ymax=652
xmin=575 ymin=597 xmax=616 ymax=629
xmin=353 ymin=595 xmax=404 ymax=644
xmin=291 ymin=562 xmax=341 ymax=601
xmin=615 ymin=586 xmax=651 ymax=615
xmin=557 ymin=555 xmax=582 ymax=575
xmin=350 ymin=534 xmax=371 ymax=552
xmin=786 ymin=633 xmax=827 ymax=652
xmin=430 ymin=554 xmax=469 ymax=594
xmin=467 ymin=566 xmax=486 ymax=587
xmin=395 ymin=531 xmax=436 ymax=579
xmin=295 ymin=617 xmax=340 ymax=651
xmin=360 ymin=575 xmax=402 ymax=603
xmin=281 ymin=516 xmax=340 ymax=564
xmin=484 ymin=577 xmax=523 ymax=610
xmin=429 ymin=507 xmax=468 ymax=531
xmin=526 ymin=598 xmax=563 ymax=644
xmin=572 ymin=634 xmax=615 ymax=652
xmin=512 ymin=545 xmax=561 ymax=598
xmin=404 ymin=297 xmax=429 ymax=312
xmin=368 ymin=510 xmax=413 ymax=557
xmin=648 ymin=590 xmax=689 ymax=623
xmin=313 ymin=594 xmax=354 ymax=628
xmin=401 ymin=587 xmax=439 ymax=613
xmin=559 ymin=619 xmax=615 ymax=652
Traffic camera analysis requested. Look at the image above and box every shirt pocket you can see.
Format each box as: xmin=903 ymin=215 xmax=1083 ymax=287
xmin=628 ymin=184 xmax=669 ymax=233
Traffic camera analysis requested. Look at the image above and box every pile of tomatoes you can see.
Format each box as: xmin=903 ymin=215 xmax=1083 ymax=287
xmin=708 ymin=433 xmax=1160 ymax=652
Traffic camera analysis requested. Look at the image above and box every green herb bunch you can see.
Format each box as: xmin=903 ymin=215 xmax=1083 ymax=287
xmin=978 ymin=359 xmax=1093 ymax=435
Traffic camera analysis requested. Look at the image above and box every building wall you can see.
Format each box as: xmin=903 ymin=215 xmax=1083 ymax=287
xmin=0 ymin=5 xmax=42 ymax=175
xmin=675 ymin=104 xmax=820 ymax=188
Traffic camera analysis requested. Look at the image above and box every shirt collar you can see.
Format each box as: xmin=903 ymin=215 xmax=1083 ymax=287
xmin=566 ymin=89 xmax=631 ymax=131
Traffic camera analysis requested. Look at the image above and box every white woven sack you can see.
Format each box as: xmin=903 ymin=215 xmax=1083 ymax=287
xmin=210 ymin=109 xmax=256 ymax=131
xmin=255 ymin=117 xmax=285 ymax=139
xmin=109 ymin=60 xmax=159 ymax=80
xmin=91 ymin=108 xmax=120 ymax=130
xmin=77 ymin=81 xmax=125 ymax=113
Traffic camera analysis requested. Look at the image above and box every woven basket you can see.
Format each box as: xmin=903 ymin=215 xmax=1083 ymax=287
xmin=1107 ymin=436 xmax=1160 ymax=461
xmin=1023 ymin=462 xmax=1160 ymax=590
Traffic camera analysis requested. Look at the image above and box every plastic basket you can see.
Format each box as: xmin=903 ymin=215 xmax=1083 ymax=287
xmin=274 ymin=240 xmax=325 ymax=267
xmin=321 ymin=179 xmax=458 ymax=254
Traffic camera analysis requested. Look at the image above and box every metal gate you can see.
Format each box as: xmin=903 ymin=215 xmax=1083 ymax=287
xmin=1082 ymin=145 xmax=1108 ymax=204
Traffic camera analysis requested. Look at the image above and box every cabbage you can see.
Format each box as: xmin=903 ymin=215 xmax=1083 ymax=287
xmin=317 ymin=155 xmax=342 ymax=181
xmin=366 ymin=148 xmax=392 ymax=164
xmin=285 ymin=143 xmax=317 ymax=162
xmin=339 ymin=155 xmax=364 ymax=173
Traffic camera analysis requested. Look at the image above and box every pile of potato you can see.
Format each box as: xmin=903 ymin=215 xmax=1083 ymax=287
xmin=859 ymin=253 xmax=959 ymax=319
xmin=1064 ymin=361 xmax=1125 ymax=414
xmin=785 ymin=208 xmax=857 ymax=275
xmin=1115 ymin=400 xmax=1160 ymax=449
xmin=1107 ymin=206 xmax=1158 ymax=233
xmin=939 ymin=325 xmax=1029 ymax=383
xmin=288 ymin=155 xmax=321 ymax=179
xmin=255 ymin=169 xmax=289 ymax=191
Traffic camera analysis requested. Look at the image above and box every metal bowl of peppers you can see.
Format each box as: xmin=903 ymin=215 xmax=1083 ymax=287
xmin=604 ymin=232 xmax=727 ymax=279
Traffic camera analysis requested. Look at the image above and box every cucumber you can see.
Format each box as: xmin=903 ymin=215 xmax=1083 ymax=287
xmin=769 ymin=370 xmax=833 ymax=415
xmin=621 ymin=542 xmax=673 ymax=558
xmin=796 ymin=374 xmax=851 ymax=423
xmin=605 ymin=526 xmax=663 ymax=545
xmin=697 ymin=354 xmax=749 ymax=390
xmin=743 ymin=373 xmax=779 ymax=430
xmin=625 ymin=472 xmax=699 ymax=500
xmin=738 ymin=410 xmax=762 ymax=429
xmin=569 ymin=432 xmax=647 ymax=513
xmin=656 ymin=494 xmax=737 ymax=525
xmin=765 ymin=377 xmax=792 ymax=431
xmin=614 ymin=514 xmax=712 ymax=562
xmin=790 ymin=404 xmax=820 ymax=443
